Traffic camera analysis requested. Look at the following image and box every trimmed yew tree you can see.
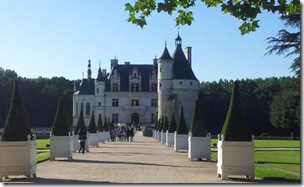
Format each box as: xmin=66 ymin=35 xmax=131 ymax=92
xmin=220 ymin=81 xmax=252 ymax=141
xmin=174 ymin=107 xmax=189 ymax=151
xmin=176 ymin=107 xmax=188 ymax=135
xmin=217 ymin=81 xmax=254 ymax=180
xmin=88 ymin=111 xmax=97 ymax=133
xmin=50 ymin=96 xmax=73 ymax=161
xmin=168 ymin=112 xmax=177 ymax=133
xmin=0 ymin=79 xmax=37 ymax=180
xmin=51 ymin=96 xmax=71 ymax=136
xmin=74 ymin=106 xmax=86 ymax=135
xmin=162 ymin=116 xmax=169 ymax=132
xmin=97 ymin=114 xmax=103 ymax=132
xmin=1 ymin=80 xmax=32 ymax=141
xmin=188 ymin=100 xmax=211 ymax=161
xmin=103 ymin=116 xmax=108 ymax=132
xmin=189 ymin=100 xmax=207 ymax=137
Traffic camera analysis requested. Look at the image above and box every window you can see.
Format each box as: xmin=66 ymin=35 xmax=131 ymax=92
xmin=112 ymin=113 xmax=118 ymax=123
xmin=131 ymin=99 xmax=139 ymax=106
xmin=112 ymin=98 xmax=119 ymax=107
xmin=98 ymin=102 xmax=101 ymax=107
xmin=159 ymin=83 xmax=162 ymax=88
xmin=190 ymin=82 xmax=193 ymax=86
xmin=151 ymin=83 xmax=157 ymax=92
xmin=151 ymin=98 xmax=157 ymax=107
xmin=86 ymin=102 xmax=90 ymax=116
xmin=131 ymin=83 xmax=140 ymax=92
xmin=179 ymin=81 xmax=183 ymax=85
xmin=96 ymin=88 xmax=99 ymax=93
xmin=112 ymin=83 xmax=118 ymax=92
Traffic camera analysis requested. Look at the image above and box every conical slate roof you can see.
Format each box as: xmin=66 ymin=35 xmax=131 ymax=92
xmin=159 ymin=46 xmax=173 ymax=60
xmin=96 ymin=67 xmax=104 ymax=81
xmin=172 ymin=36 xmax=198 ymax=80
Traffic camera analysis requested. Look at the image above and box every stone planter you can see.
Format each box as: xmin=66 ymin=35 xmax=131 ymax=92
xmin=50 ymin=134 xmax=73 ymax=161
xmin=166 ymin=131 xmax=174 ymax=147
xmin=97 ymin=131 xmax=105 ymax=143
xmin=99 ymin=131 xmax=110 ymax=142
xmin=174 ymin=132 xmax=188 ymax=151
xmin=217 ymin=134 xmax=255 ymax=180
xmin=73 ymin=134 xmax=89 ymax=153
xmin=88 ymin=133 xmax=99 ymax=147
xmin=0 ymin=135 xmax=36 ymax=180
xmin=160 ymin=131 xmax=166 ymax=144
xmin=188 ymin=133 xmax=211 ymax=161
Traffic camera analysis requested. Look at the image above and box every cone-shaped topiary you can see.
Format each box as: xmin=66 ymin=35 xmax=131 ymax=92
xmin=154 ymin=117 xmax=158 ymax=130
xmin=162 ymin=116 xmax=169 ymax=132
xmin=88 ymin=111 xmax=97 ymax=133
xmin=220 ymin=81 xmax=252 ymax=141
xmin=176 ymin=106 xmax=188 ymax=134
xmin=158 ymin=117 xmax=163 ymax=132
xmin=168 ymin=112 xmax=177 ymax=133
xmin=74 ymin=106 xmax=86 ymax=135
xmin=189 ymin=100 xmax=208 ymax=137
xmin=107 ymin=117 xmax=112 ymax=130
xmin=103 ymin=116 xmax=108 ymax=132
xmin=51 ymin=96 xmax=71 ymax=136
xmin=1 ymin=80 xmax=32 ymax=141
xmin=97 ymin=114 xmax=103 ymax=132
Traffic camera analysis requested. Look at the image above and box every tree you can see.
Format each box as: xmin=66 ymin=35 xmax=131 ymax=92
xmin=97 ymin=114 xmax=103 ymax=132
xmin=88 ymin=111 xmax=97 ymax=133
xmin=176 ymin=106 xmax=188 ymax=134
xmin=189 ymin=100 xmax=207 ymax=137
xmin=162 ymin=116 xmax=169 ymax=132
xmin=51 ymin=96 xmax=71 ymax=136
xmin=220 ymin=81 xmax=252 ymax=141
xmin=265 ymin=12 xmax=300 ymax=77
xmin=103 ymin=116 xmax=108 ymax=132
xmin=1 ymin=80 xmax=32 ymax=141
xmin=269 ymin=90 xmax=300 ymax=140
xmin=74 ymin=106 xmax=86 ymax=135
xmin=125 ymin=0 xmax=300 ymax=35
xmin=168 ymin=112 xmax=177 ymax=133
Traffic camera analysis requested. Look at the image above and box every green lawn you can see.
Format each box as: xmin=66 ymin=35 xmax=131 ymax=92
xmin=36 ymin=139 xmax=50 ymax=163
xmin=211 ymin=139 xmax=300 ymax=148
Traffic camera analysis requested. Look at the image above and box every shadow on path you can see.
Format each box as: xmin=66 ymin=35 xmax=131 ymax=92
xmin=3 ymin=177 xmax=112 ymax=184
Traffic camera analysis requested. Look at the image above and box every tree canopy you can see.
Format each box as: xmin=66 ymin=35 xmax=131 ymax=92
xmin=125 ymin=0 xmax=300 ymax=35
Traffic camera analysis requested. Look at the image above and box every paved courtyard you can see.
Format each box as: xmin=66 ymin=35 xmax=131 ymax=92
xmin=3 ymin=131 xmax=263 ymax=184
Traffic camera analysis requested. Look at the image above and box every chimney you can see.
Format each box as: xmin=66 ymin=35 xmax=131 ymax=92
xmin=125 ymin=61 xmax=130 ymax=65
xmin=102 ymin=69 xmax=106 ymax=76
xmin=111 ymin=58 xmax=118 ymax=69
xmin=185 ymin=47 xmax=192 ymax=67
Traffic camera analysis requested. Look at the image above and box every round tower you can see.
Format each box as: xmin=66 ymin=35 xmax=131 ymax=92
xmin=95 ymin=61 xmax=106 ymax=122
xmin=157 ymin=42 xmax=174 ymax=121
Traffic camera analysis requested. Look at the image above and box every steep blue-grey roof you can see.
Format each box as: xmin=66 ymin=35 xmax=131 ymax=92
xmin=75 ymin=78 xmax=95 ymax=95
xmin=159 ymin=46 xmax=173 ymax=60
xmin=172 ymin=43 xmax=198 ymax=80
xmin=96 ymin=67 xmax=107 ymax=81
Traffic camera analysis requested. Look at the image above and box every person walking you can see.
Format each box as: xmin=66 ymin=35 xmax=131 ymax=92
xmin=78 ymin=127 xmax=87 ymax=154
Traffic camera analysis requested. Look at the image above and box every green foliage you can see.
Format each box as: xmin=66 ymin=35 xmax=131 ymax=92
xmin=88 ymin=111 xmax=97 ymax=133
xmin=176 ymin=107 xmax=188 ymax=134
xmin=220 ymin=81 xmax=252 ymax=141
xmin=97 ymin=114 xmax=103 ymax=132
xmin=189 ymin=100 xmax=207 ymax=137
xmin=51 ymin=96 xmax=71 ymax=136
xmin=269 ymin=90 xmax=300 ymax=140
xmin=168 ymin=112 xmax=177 ymax=133
xmin=74 ymin=106 xmax=86 ymax=135
xmin=162 ymin=116 xmax=169 ymax=132
xmin=265 ymin=12 xmax=300 ymax=77
xmin=103 ymin=116 xmax=108 ymax=132
xmin=125 ymin=0 xmax=300 ymax=34
xmin=1 ymin=80 xmax=32 ymax=141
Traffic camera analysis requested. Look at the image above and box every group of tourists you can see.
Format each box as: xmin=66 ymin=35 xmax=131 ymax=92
xmin=110 ymin=125 xmax=135 ymax=142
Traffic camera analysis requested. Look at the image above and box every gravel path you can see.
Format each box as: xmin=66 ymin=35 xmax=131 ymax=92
xmin=3 ymin=131 xmax=260 ymax=184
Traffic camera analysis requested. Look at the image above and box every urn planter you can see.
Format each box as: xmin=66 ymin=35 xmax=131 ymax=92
xmin=217 ymin=135 xmax=255 ymax=180
xmin=88 ymin=132 xmax=99 ymax=147
xmin=0 ymin=135 xmax=36 ymax=180
xmin=50 ymin=134 xmax=73 ymax=161
xmin=174 ymin=132 xmax=188 ymax=151
xmin=166 ymin=131 xmax=174 ymax=147
xmin=73 ymin=134 xmax=89 ymax=153
xmin=188 ymin=133 xmax=211 ymax=161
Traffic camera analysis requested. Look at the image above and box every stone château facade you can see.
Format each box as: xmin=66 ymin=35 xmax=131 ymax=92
xmin=72 ymin=34 xmax=199 ymax=129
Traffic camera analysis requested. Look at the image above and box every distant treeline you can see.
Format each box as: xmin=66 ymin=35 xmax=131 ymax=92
xmin=0 ymin=67 xmax=300 ymax=137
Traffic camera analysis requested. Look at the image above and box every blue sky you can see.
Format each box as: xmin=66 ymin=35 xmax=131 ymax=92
xmin=0 ymin=0 xmax=297 ymax=82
